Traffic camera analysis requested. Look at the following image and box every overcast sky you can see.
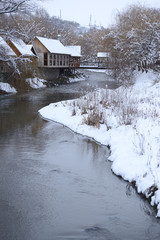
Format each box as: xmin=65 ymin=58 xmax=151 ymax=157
xmin=40 ymin=0 xmax=160 ymax=28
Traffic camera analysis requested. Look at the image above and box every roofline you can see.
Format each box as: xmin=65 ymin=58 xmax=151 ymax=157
xmin=0 ymin=37 xmax=16 ymax=56
xmin=34 ymin=36 xmax=51 ymax=54
xmin=34 ymin=36 xmax=69 ymax=55
xmin=34 ymin=37 xmax=82 ymax=57
xmin=8 ymin=39 xmax=36 ymax=57
xmin=8 ymin=39 xmax=22 ymax=56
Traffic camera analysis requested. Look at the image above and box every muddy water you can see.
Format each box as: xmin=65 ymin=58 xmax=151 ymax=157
xmin=0 ymin=70 xmax=160 ymax=240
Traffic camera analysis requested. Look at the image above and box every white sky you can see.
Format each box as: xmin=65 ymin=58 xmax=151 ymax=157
xmin=40 ymin=0 xmax=160 ymax=28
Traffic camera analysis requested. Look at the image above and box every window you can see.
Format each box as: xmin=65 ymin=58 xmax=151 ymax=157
xmin=44 ymin=53 xmax=48 ymax=66
xmin=49 ymin=54 xmax=52 ymax=66
xmin=57 ymin=55 xmax=59 ymax=66
xmin=63 ymin=56 xmax=65 ymax=66
xmin=60 ymin=55 xmax=62 ymax=66
xmin=66 ymin=56 xmax=69 ymax=66
xmin=53 ymin=55 xmax=56 ymax=66
xmin=70 ymin=57 xmax=73 ymax=67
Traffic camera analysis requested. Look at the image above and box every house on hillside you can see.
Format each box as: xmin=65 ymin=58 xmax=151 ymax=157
xmin=0 ymin=36 xmax=16 ymax=81
xmin=33 ymin=36 xmax=81 ymax=79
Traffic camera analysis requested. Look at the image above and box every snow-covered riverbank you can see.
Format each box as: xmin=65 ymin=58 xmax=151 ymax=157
xmin=0 ymin=82 xmax=17 ymax=93
xmin=0 ymin=71 xmax=86 ymax=94
xmin=0 ymin=77 xmax=47 ymax=94
xmin=39 ymin=70 xmax=160 ymax=217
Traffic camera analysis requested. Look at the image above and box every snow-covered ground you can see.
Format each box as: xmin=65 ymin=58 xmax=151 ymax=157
xmin=26 ymin=77 xmax=47 ymax=88
xmin=68 ymin=77 xmax=86 ymax=83
xmin=39 ymin=70 xmax=160 ymax=217
xmin=86 ymin=69 xmax=106 ymax=73
xmin=0 ymin=82 xmax=17 ymax=93
xmin=68 ymin=73 xmax=86 ymax=83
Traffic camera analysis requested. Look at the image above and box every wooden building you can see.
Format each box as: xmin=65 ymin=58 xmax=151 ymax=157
xmin=7 ymin=38 xmax=37 ymax=64
xmin=33 ymin=36 xmax=81 ymax=69
xmin=7 ymin=39 xmax=36 ymax=58
xmin=66 ymin=46 xmax=81 ymax=68
xmin=97 ymin=52 xmax=107 ymax=60
xmin=6 ymin=38 xmax=37 ymax=75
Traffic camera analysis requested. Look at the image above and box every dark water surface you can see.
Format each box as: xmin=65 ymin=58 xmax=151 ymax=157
xmin=0 ymin=70 xmax=160 ymax=240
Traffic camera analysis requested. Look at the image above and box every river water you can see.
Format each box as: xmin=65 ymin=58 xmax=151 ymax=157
xmin=0 ymin=70 xmax=160 ymax=240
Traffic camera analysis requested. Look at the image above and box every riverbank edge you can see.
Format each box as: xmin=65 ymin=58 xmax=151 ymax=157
xmin=38 ymin=71 xmax=160 ymax=218
xmin=0 ymin=70 xmax=86 ymax=94
xmin=38 ymin=107 xmax=159 ymax=217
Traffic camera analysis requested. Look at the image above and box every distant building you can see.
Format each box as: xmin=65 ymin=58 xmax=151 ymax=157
xmin=97 ymin=52 xmax=107 ymax=58
xmin=97 ymin=52 xmax=110 ymax=68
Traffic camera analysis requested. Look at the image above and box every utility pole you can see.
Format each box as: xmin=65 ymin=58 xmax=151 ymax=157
xmin=89 ymin=14 xmax=92 ymax=27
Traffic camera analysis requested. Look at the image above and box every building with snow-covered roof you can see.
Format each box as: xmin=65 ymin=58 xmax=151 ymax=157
xmin=65 ymin=46 xmax=81 ymax=57
xmin=33 ymin=36 xmax=70 ymax=68
xmin=33 ymin=36 xmax=81 ymax=69
xmin=65 ymin=45 xmax=81 ymax=68
xmin=97 ymin=52 xmax=107 ymax=58
xmin=97 ymin=52 xmax=110 ymax=68
xmin=7 ymin=39 xmax=36 ymax=58
xmin=0 ymin=37 xmax=16 ymax=57
xmin=6 ymin=38 xmax=37 ymax=77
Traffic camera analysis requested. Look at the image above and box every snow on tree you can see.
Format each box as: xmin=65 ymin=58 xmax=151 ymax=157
xmin=107 ymin=5 xmax=160 ymax=83
xmin=0 ymin=0 xmax=42 ymax=75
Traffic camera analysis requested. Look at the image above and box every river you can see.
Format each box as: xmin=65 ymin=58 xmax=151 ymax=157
xmin=0 ymin=70 xmax=160 ymax=240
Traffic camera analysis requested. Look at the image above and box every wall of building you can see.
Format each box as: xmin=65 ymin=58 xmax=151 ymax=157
xmin=37 ymin=67 xmax=60 ymax=81
xmin=33 ymin=38 xmax=48 ymax=54
xmin=7 ymin=40 xmax=21 ymax=57
xmin=69 ymin=56 xmax=81 ymax=68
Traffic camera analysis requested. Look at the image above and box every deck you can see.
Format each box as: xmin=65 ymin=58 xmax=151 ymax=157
xmin=79 ymin=61 xmax=113 ymax=69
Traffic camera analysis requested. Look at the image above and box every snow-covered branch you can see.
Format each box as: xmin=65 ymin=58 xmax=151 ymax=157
xmin=0 ymin=0 xmax=27 ymax=14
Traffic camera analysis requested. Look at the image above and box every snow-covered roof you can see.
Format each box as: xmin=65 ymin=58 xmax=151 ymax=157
xmin=97 ymin=52 xmax=107 ymax=58
xmin=65 ymin=46 xmax=81 ymax=57
xmin=35 ymin=36 xmax=81 ymax=57
xmin=10 ymin=39 xmax=35 ymax=57
xmin=0 ymin=36 xmax=16 ymax=56
xmin=35 ymin=36 xmax=70 ymax=55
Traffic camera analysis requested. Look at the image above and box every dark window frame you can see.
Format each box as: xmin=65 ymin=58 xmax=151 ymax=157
xmin=44 ymin=53 xmax=48 ymax=66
